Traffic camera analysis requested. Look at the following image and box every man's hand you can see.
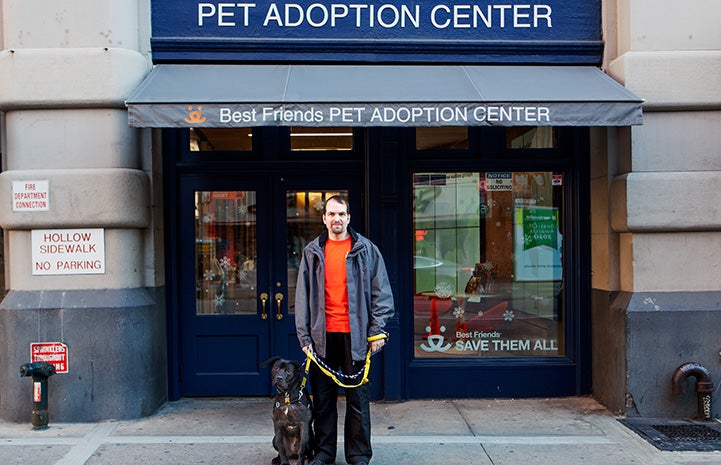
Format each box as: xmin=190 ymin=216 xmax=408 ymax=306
xmin=302 ymin=344 xmax=313 ymax=355
xmin=370 ymin=339 xmax=386 ymax=354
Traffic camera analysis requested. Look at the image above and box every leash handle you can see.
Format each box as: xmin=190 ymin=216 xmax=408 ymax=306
xmin=367 ymin=333 xmax=389 ymax=342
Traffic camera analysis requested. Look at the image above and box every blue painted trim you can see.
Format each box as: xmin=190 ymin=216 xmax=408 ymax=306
xmin=150 ymin=38 xmax=604 ymax=65
xmin=406 ymin=362 xmax=581 ymax=398
xmin=162 ymin=130 xmax=182 ymax=402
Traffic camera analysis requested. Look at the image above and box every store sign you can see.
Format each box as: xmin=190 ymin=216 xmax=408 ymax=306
xmin=151 ymin=0 xmax=602 ymax=61
xmin=193 ymin=2 xmax=555 ymax=33
xmin=154 ymin=0 xmax=596 ymax=41
xmin=132 ymin=101 xmax=637 ymax=128
xmin=31 ymin=342 xmax=69 ymax=374
xmin=31 ymin=229 xmax=106 ymax=275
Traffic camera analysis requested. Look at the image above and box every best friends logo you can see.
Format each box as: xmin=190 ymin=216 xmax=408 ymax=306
xmin=420 ymin=325 xmax=452 ymax=352
xmin=185 ymin=105 xmax=207 ymax=124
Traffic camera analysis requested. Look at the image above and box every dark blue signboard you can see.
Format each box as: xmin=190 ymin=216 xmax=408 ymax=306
xmin=151 ymin=1 xmax=603 ymax=64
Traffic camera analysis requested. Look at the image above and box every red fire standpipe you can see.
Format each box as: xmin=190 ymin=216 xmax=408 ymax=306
xmin=671 ymin=362 xmax=715 ymax=421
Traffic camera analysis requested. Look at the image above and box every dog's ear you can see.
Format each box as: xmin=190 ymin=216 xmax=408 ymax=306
xmin=291 ymin=360 xmax=302 ymax=372
xmin=261 ymin=356 xmax=281 ymax=369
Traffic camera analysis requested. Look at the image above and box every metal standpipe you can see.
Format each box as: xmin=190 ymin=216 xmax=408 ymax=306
xmin=671 ymin=362 xmax=715 ymax=421
xmin=20 ymin=361 xmax=57 ymax=429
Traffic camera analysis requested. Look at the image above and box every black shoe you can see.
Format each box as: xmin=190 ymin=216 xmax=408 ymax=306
xmin=307 ymin=458 xmax=335 ymax=465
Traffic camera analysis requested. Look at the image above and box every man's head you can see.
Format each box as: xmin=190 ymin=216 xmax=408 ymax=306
xmin=322 ymin=195 xmax=350 ymax=240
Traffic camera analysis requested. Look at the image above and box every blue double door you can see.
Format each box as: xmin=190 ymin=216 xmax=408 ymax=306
xmin=178 ymin=174 xmax=362 ymax=396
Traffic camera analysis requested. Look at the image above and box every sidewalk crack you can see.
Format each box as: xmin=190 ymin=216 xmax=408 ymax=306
xmin=450 ymin=399 xmax=476 ymax=437
xmin=481 ymin=443 xmax=496 ymax=465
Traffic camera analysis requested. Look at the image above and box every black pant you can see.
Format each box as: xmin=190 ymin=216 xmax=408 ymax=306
xmin=309 ymin=332 xmax=372 ymax=465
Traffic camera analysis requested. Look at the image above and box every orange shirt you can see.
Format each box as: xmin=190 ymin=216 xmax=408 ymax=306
xmin=324 ymin=237 xmax=351 ymax=333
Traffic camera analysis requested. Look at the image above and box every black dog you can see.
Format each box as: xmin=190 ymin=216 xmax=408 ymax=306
xmin=262 ymin=357 xmax=314 ymax=465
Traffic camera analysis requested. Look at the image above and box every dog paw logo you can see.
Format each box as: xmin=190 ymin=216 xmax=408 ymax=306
xmin=184 ymin=105 xmax=206 ymax=124
xmin=420 ymin=325 xmax=452 ymax=352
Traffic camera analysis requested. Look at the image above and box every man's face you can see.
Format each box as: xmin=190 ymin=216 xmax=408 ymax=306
xmin=322 ymin=199 xmax=350 ymax=237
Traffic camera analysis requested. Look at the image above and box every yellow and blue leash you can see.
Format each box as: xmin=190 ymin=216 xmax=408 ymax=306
xmin=302 ymin=333 xmax=388 ymax=389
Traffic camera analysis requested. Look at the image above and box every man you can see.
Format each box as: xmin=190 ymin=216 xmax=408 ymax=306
xmin=295 ymin=195 xmax=395 ymax=465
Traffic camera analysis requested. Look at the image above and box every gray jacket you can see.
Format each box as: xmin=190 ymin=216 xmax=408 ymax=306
xmin=295 ymin=227 xmax=395 ymax=361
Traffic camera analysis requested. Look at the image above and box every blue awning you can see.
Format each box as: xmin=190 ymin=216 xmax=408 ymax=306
xmin=126 ymin=64 xmax=643 ymax=127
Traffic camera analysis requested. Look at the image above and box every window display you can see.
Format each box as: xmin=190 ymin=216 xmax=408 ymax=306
xmin=413 ymin=171 xmax=565 ymax=358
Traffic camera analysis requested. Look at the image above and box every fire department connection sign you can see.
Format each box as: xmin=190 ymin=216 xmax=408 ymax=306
xmin=31 ymin=342 xmax=69 ymax=374
xmin=12 ymin=180 xmax=49 ymax=212
xmin=31 ymin=229 xmax=106 ymax=275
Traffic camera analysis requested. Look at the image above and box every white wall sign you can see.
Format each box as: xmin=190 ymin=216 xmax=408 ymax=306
xmin=31 ymin=229 xmax=106 ymax=275
xmin=12 ymin=180 xmax=49 ymax=211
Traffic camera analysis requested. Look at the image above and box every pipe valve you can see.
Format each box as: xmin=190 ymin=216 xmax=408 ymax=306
xmin=671 ymin=362 xmax=715 ymax=421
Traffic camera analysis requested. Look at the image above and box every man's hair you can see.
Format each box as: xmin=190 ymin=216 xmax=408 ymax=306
xmin=323 ymin=195 xmax=350 ymax=215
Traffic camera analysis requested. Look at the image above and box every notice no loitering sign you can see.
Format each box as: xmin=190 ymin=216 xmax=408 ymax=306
xmin=31 ymin=228 xmax=106 ymax=275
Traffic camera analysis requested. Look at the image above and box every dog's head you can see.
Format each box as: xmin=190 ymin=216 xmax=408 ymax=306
xmin=262 ymin=357 xmax=302 ymax=393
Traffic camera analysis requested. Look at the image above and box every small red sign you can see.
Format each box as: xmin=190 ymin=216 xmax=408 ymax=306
xmin=552 ymin=174 xmax=563 ymax=186
xmin=31 ymin=342 xmax=68 ymax=374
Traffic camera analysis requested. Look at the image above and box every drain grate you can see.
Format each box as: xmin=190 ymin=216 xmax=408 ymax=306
xmin=652 ymin=424 xmax=721 ymax=441
xmin=620 ymin=418 xmax=721 ymax=451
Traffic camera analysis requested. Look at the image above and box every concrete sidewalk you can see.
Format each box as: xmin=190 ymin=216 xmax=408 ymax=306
xmin=1 ymin=397 xmax=720 ymax=465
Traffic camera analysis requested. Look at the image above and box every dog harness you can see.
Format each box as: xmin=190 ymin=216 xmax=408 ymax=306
xmin=304 ymin=333 xmax=388 ymax=388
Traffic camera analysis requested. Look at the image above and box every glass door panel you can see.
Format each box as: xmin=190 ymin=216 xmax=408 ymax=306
xmin=285 ymin=190 xmax=343 ymax=315
xmin=195 ymin=190 xmax=258 ymax=315
xmin=413 ymin=171 xmax=565 ymax=359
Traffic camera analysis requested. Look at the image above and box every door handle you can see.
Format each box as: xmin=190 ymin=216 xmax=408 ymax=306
xmin=274 ymin=293 xmax=284 ymax=320
xmin=260 ymin=292 xmax=269 ymax=320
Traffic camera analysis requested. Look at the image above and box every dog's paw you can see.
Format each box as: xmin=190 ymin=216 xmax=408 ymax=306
xmin=271 ymin=456 xmax=291 ymax=465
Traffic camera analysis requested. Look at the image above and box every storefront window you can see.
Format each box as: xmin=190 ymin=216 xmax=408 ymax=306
xmin=413 ymin=171 xmax=564 ymax=358
xmin=416 ymin=127 xmax=469 ymax=150
xmin=195 ymin=191 xmax=257 ymax=315
xmin=290 ymin=127 xmax=353 ymax=151
xmin=507 ymin=127 xmax=556 ymax=149
xmin=190 ymin=128 xmax=253 ymax=151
